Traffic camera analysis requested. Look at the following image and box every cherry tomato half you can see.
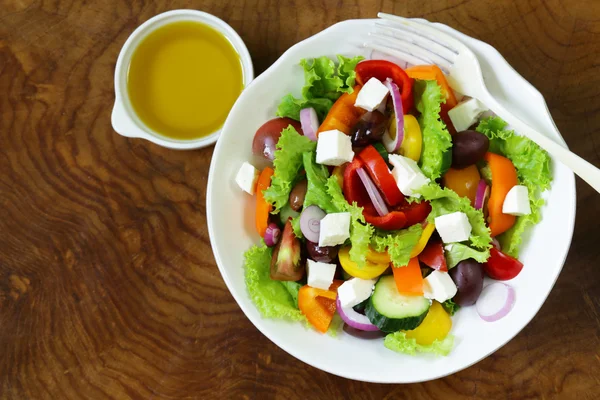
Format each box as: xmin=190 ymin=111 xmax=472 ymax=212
xmin=252 ymin=117 xmax=303 ymax=160
xmin=483 ymin=247 xmax=524 ymax=280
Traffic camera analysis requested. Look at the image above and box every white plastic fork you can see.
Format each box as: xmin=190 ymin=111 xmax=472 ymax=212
xmin=367 ymin=12 xmax=600 ymax=193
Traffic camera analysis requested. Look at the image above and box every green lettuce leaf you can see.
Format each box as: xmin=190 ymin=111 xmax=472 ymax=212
xmin=414 ymin=80 xmax=453 ymax=181
xmin=277 ymin=55 xmax=364 ymax=121
xmin=442 ymin=299 xmax=460 ymax=316
xmin=280 ymin=281 xmax=302 ymax=308
xmin=384 ymin=332 xmax=454 ymax=356
xmin=303 ymin=152 xmax=339 ymax=214
xmin=417 ymin=183 xmax=492 ymax=252
xmin=291 ymin=214 xmax=303 ymax=239
xmin=244 ymin=242 xmax=304 ymax=321
xmin=263 ymin=126 xmax=316 ymax=213
xmin=476 ymin=116 xmax=552 ymax=257
xmin=326 ymin=176 xmax=374 ymax=267
xmin=445 ymin=242 xmax=489 ymax=269
xmin=371 ymin=224 xmax=423 ymax=267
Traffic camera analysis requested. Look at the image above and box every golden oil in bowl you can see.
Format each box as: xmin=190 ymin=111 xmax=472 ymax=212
xmin=126 ymin=21 xmax=244 ymax=140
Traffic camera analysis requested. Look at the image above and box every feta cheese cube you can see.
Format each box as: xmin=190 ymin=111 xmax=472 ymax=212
xmin=448 ymin=98 xmax=488 ymax=132
xmin=316 ymin=129 xmax=354 ymax=166
xmin=307 ymin=259 xmax=337 ymax=290
xmin=235 ymin=162 xmax=259 ymax=194
xmin=338 ymin=278 xmax=377 ymax=308
xmin=423 ymin=270 xmax=457 ymax=303
xmin=318 ymin=212 xmax=351 ymax=247
xmin=502 ymin=185 xmax=531 ymax=216
xmin=435 ymin=212 xmax=472 ymax=243
xmin=388 ymin=154 xmax=430 ymax=197
xmin=354 ymin=77 xmax=390 ymax=112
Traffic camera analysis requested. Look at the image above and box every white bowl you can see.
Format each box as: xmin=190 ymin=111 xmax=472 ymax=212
xmin=111 ymin=9 xmax=254 ymax=150
xmin=207 ymin=18 xmax=576 ymax=383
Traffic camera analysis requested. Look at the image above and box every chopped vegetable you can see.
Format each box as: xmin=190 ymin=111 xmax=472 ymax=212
xmin=277 ymin=55 xmax=364 ymax=121
xmin=303 ymin=152 xmax=339 ymax=213
xmin=264 ymin=223 xmax=281 ymax=247
xmin=366 ymin=275 xmax=430 ymax=332
xmin=414 ymin=80 xmax=453 ymax=180
xmin=244 ymin=242 xmax=304 ymax=321
xmin=409 ymin=222 xmax=435 ymax=258
xmin=477 ymin=116 xmax=552 ymax=257
xmin=384 ymin=331 xmax=454 ymax=356
xmin=442 ymin=165 xmax=481 ymax=207
xmin=484 ymin=152 xmax=518 ymax=237
xmin=483 ymin=247 xmax=524 ymax=280
xmin=336 ymin=296 xmax=379 ymax=331
xmin=399 ymin=114 xmax=423 ymax=162
xmin=298 ymin=280 xmax=343 ymax=333
xmin=263 ymin=126 xmax=316 ymax=213
xmin=476 ymin=282 xmax=516 ymax=322
xmin=338 ymin=246 xmax=388 ymax=280
xmin=358 ymin=145 xmax=404 ymax=206
xmin=355 ymin=60 xmax=414 ymax=112
xmin=405 ymin=301 xmax=452 ymax=345
xmin=418 ymin=240 xmax=447 ymax=272
xmin=392 ymin=257 xmax=424 ymax=295
xmin=299 ymin=205 xmax=326 ymax=243
xmin=255 ymin=167 xmax=274 ymax=237
xmin=445 ymin=242 xmax=490 ymax=269
xmin=300 ymin=107 xmax=319 ymax=141
xmin=270 ymin=220 xmax=304 ymax=281
xmin=371 ymin=224 xmax=423 ymax=267
xmin=442 ymin=299 xmax=460 ymax=316
xmin=382 ymin=79 xmax=405 ymax=153
xmin=317 ymin=86 xmax=366 ymax=135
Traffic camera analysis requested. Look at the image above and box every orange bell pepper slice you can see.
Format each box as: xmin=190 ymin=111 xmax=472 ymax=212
xmin=298 ymin=280 xmax=343 ymax=333
xmin=317 ymin=85 xmax=366 ymax=136
xmin=406 ymin=65 xmax=458 ymax=134
xmin=405 ymin=65 xmax=457 ymax=108
xmin=255 ymin=167 xmax=274 ymax=237
xmin=392 ymin=257 xmax=423 ymax=295
xmin=484 ymin=152 xmax=518 ymax=237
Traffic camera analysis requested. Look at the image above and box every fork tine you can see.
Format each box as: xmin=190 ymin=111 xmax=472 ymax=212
xmin=369 ymin=30 xmax=452 ymax=71
xmin=377 ymin=13 xmax=467 ymax=55
xmin=374 ymin=22 xmax=456 ymax=63
xmin=363 ymin=42 xmax=423 ymax=69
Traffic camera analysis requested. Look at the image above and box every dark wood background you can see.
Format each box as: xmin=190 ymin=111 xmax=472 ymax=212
xmin=1 ymin=0 xmax=600 ymax=398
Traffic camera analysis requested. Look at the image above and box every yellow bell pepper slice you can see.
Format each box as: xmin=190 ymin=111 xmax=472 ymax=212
xmin=399 ymin=114 xmax=422 ymax=162
xmin=405 ymin=301 xmax=452 ymax=345
xmin=365 ymin=246 xmax=391 ymax=264
xmin=409 ymin=223 xmax=436 ymax=258
xmin=339 ymin=247 xmax=389 ymax=279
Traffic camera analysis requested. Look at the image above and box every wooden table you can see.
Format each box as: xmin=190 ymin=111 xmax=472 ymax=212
xmin=1 ymin=1 xmax=599 ymax=398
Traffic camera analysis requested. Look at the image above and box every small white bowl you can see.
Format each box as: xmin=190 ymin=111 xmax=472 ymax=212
xmin=111 ymin=9 xmax=254 ymax=149
xmin=207 ymin=18 xmax=576 ymax=383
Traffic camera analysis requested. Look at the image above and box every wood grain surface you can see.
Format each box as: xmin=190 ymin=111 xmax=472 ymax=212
xmin=1 ymin=0 xmax=600 ymax=398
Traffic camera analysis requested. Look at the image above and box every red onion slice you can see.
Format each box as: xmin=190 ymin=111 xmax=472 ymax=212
xmin=264 ymin=223 xmax=281 ymax=247
xmin=382 ymin=79 xmax=405 ymax=153
xmin=299 ymin=107 xmax=319 ymax=141
xmin=476 ymin=282 xmax=516 ymax=322
xmin=356 ymin=167 xmax=389 ymax=216
xmin=336 ymin=296 xmax=379 ymax=331
xmin=491 ymin=237 xmax=501 ymax=250
xmin=299 ymin=205 xmax=326 ymax=243
xmin=474 ymin=179 xmax=489 ymax=210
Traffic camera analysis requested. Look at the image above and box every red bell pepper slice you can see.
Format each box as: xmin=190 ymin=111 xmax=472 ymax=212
xmin=343 ymin=158 xmax=431 ymax=230
xmin=358 ymin=145 xmax=404 ymax=206
xmin=355 ymin=60 xmax=414 ymax=113
xmin=418 ymin=239 xmax=448 ymax=272
xmin=483 ymin=247 xmax=523 ymax=280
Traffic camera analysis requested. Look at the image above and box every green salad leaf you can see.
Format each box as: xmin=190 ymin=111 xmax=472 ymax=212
xmin=417 ymin=183 xmax=492 ymax=252
xmin=303 ymin=152 xmax=339 ymax=214
xmin=280 ymin=281 xmax=302 ymax=308
xmin=442 ymin=299 xmax=460 ymax=316
xmin=476 ymin=116 xmax=552 ymax=257
xmin=414 ymin=80 xmax=453 ymax=181
xmin=263 ymin=126 xmax=316 ymax=213
xmin=384 ymin=332 xmax=454 ymax=356
xmin=445 ymin=242 xmax=490 ymax=269
xmin=244 ymin=242 xmax=304 ymax=321
xmin=277 ymin=55 xmax=363 ymax=121
xmin=371 ymin=224 xmax=423 ymax=267
xmin=326 ymin=176 xmax=374 ymax=267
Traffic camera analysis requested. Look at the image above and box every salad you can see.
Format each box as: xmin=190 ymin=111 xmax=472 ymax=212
xmin=235 ymin=55 xmax=552 ymax=356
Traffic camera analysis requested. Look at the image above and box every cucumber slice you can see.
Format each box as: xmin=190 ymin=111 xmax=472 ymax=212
xmin=365 ymin=275 xmax=431 ymax=333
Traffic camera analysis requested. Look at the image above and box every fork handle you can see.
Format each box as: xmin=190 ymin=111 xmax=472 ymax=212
xmin=483 ymin=95 xmax=600 ymax=193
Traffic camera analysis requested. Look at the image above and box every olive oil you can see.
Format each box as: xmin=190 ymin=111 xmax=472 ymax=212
xmin=127 ymin=21 xmax=243 ymax=140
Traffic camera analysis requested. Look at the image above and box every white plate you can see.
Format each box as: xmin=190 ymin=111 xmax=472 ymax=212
xmin=207 ymin=18 xmax=576 ymax=383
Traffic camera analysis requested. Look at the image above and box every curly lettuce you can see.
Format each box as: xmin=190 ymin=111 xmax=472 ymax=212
xmin=445 ymin=242 xmax=489 ymax=269
xmin=303 ymin=152 xmax=339 ymax=214
xmin=277 ymin=55 xmax=363 ymax=121
xmin=476 ymin=116 xmax=552 ymax=257
xmin=263 ymin=126 xmax=316 ymax=213
xmin=244 ymin=242 xmax=304 ymax=321
xmin=442 ymin=299 xmax=460 ymax=316
xmin=418 ymin=183 xmax=492 ymax=252
xmin=326 ymin=176 xmax=374 ymax=267
xmin=371 ymin=224 xmax=423 ymax=267
xmin=414 ymin=80 xmax=453 ymax=181
xmin=385 ymin=332 xmax=454 ymax=356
